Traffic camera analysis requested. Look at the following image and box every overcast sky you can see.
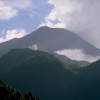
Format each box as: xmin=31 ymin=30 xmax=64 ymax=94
xmin=0 ymin=0 xmax=100 ymax=49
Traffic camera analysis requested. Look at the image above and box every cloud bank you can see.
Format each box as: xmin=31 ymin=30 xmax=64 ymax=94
xmin=40 ymin=0 xmax=100 ymax=49
xmin=55 ymin=49 xmax=100 ymax=62
xmin=0 ymin=29 xmax=27 ymax=43
xmin=0 ymin=1 xmax=18 ymax=20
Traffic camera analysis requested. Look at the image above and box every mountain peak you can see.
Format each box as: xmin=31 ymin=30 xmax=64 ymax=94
xmin=0 ymin=26 xmax=100 ymax=58
xmin=39 ymin=26 xmax=50 ymax=28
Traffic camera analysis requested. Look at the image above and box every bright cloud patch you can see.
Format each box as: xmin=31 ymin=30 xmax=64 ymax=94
xmin=28 ymin=44 xmax=38 ymax=50
xmin=40 ymin=0 xmax=100 ymax=49
xmin=0 ymin=1 xmax=18 ymax=20
xmin=3 ymin=0 xmax=33 ymax=10
xmin=55 ymin=49 xmax=100 ymax=62
xmin=0 ymin=29 xmax=27 ymax=43
xmin=40 ymin=0 xmax=82 ymax=28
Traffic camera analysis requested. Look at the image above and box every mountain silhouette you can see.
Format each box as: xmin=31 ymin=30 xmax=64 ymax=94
xmin=0 ymin=26 xmax=100 ymax=57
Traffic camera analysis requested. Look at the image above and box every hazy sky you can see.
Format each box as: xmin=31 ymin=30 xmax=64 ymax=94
xmin=0 ymin=0 xmax=100 ymax=49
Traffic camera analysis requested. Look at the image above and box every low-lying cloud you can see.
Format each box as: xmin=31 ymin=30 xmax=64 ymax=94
xmin=28 ymin=44 xmax=38 ymax=50
xmin=55 ymin=48 xmax=100 ymax=62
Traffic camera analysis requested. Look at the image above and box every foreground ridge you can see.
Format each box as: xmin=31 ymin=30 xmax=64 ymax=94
xmin=0 ymin=79 xmax=40 ymax=100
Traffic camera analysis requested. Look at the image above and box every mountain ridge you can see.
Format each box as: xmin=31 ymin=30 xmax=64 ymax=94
xmin=0 ymin=26 xmax=100 ymax=59
xmin=1 ymin=48 xmax=100 ymax=100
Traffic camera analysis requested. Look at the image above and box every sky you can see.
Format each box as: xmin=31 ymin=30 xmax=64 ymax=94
xmin=0 ymin=0 xmax=100 ymax=62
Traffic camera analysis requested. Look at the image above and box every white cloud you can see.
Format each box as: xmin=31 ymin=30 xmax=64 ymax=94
xmin=0 ymin=29 xmax=27 ymax=43
xmin=40 ymin=0 xmax=100 ymax=49
xmin=0 ymin=1 xmax=18 ymax=20
xmin=1 ymin=30 xmax=5 ymax=35
xmin=0 ymin=0 xmax=34 ymax=20
xmin=3 ymin=0 xmax=33 ymax=10
xmin=29 ymin=9 xmax=37 ymax=17
xmin=28 ymin=44 xmax=38 ymax=50
xmin=55 ymin=49 xmax=100 ymax=62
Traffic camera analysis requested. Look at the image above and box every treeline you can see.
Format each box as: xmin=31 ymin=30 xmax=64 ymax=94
xmin=0 ymin=79 xmax=40 ymax=100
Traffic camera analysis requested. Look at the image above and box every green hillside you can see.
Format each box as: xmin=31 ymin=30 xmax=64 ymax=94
xmin=0 ymin=48 xmax=100 ymax=100
xmin=0 ymin=79 xmax=40 ymax=100
xmin=0 ymin=49 xmax=76 ymax=100
xmin=0 ymin=48 xmax=58 ymax=76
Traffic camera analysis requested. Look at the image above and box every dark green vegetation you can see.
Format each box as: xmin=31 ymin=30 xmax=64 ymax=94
xmin=0 ymin=48 xmax=100 ymax=100
xmin=0 ymin=79 xmax=39 ymax=100
xmin=0 ymin=48 xmax=58 ymax=77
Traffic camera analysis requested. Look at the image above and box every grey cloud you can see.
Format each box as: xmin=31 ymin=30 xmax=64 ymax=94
xmin=42 ymin=0 xmax=100 ymax=49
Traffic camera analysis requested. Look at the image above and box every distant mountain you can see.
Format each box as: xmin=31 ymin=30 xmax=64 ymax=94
xmin=1 ymin=48 xmax=100 ymax=100
xmin=0 ymin=26 xmax=100 ymax=58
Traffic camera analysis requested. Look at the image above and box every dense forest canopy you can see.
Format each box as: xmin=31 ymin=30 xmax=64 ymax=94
xmin=0 ymin=48 xmax=100 ymax=100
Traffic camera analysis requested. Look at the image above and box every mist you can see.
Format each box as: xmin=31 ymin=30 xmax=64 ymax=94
xmin=55 ymin=48 xmax=100 ymax=62
xmin=28 ymin=44 xmax=38 ymax=50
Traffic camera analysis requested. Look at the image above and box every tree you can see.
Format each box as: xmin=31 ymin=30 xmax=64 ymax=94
xmin=29 ymin=91 xmax=36 ymax=100
xmin=37 ymin=97 xmax=40 ymax=100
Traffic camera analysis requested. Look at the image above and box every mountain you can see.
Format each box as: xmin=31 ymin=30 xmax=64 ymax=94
xmin=0 ymin=48 xmax=77 ymax=100
xmin=1 ymin=48 xmax=100 ymax=100
xmin=0 ymin=26 xmax=100 ymax=58
xmin=0 ymin=48 xmax=58 ymax=77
